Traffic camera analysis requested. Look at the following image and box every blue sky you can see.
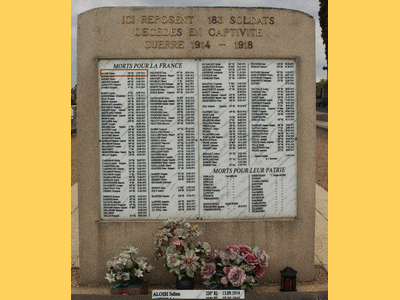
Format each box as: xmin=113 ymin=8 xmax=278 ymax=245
xmin=71 ymin=0 xmax=327 ymax=87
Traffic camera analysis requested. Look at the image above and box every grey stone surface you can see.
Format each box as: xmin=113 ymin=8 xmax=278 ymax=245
xmin=316 ymin=290 xmax=328 ymax=300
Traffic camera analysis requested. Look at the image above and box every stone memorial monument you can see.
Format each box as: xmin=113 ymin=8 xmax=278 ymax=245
xmin=77 ymin=6 xmax=315 ymax=285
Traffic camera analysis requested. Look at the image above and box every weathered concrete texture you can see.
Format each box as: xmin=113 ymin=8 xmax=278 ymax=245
xmin=78 ymin=6 xmax=315 ymax=285
xmin=71 ymin=184 xmax=328 ymax=291
xmin=315 ymin=185 xmax=328 ymax=272
xmin=71 ymin=183 xmax=79 ymax=268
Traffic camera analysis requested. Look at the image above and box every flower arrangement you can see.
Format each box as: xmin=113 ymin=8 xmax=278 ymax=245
xmin=105 ymin=246 xmax=154 ymax=288
xmin=154 ymin=218 xmax=211 ymax=280
xmin=201 ymin=245 xmax=270 ymax=290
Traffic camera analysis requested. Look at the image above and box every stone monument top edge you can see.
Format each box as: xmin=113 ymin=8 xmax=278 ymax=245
xmin=78 ymin=6 xmax=314 ymax=19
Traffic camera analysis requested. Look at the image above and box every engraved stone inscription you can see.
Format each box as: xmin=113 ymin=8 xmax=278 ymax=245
xmin=99 ymin=59 xmax=297 ymax=219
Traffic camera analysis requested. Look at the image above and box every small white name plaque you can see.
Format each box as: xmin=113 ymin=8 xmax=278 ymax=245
xmin=152 ymin=290 xmax=245 ymax=299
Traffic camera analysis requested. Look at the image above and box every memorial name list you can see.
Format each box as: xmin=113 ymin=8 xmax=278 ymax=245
xmin=99 ymin=58 xmax=297 ymax=220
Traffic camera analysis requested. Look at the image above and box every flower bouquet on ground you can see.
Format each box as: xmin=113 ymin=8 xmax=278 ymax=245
xmin=200 ymin=245 xmax=270 ymax=290
xmin=105 ymin=246 xmax=154 ymax=288
xmin=154 ymin=218 xmax=211 ymax=284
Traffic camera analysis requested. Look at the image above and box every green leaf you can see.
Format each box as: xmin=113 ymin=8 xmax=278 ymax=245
xmin=169 ymin=267 xmax=180 ymax=274
xmin=178 ymin=274 xmax=183 ymax=280
xmin=241 ymin=284 xmax=247 ymax=290
xmin=187 ymin=271 xmax=195 ymax=277
xmin=208 ymin=282 xmax=218 ymax=289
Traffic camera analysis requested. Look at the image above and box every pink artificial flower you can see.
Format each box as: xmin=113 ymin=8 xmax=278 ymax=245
xmin=254 ymin=265 xmax=265 ymax=278
xmin=225 ymin=245 xmax=240 ymax=253
xmin=238 ymin=245 xmax=251 ymax=255
xmin=200 ymin=263 xmax=216 ymax=280
xmin=244 ymin=252 xmax=259 ymax=266
xmin=171 ymin=237 xmax=180 ymax=246
xmin=171 ymin=237 xmax=187 ymax=251
xmin=221 ymin=277 xmax=229 ymax=285
xmin=206 ymin=250 xmax=219 ymax=262
xmin=223 ymin=267 xmax=231 ymax=275
xmin=227 ymin=266 xmax=247 ymax=287
xmin=258 ymin=251 xmax=270 ymax=268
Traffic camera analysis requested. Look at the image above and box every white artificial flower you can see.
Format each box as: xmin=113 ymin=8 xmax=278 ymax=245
xmin=106 ymin=260 xmax=114 ymax=270
xmin=146 ymin=265 xmax=155 ymax=272
xmin=121 ymin=272 xmax=130 ymax=281
xmin=154 ymin=228 xmax=172 ymax=246
xmin=137 ymin=260 xmax=147 ymax=270
xmin=126 ymin=259 xmax=133 ymax=269
xmin=234 ymin=257 xmax=243 ymax=265
xmin=105 ymin=272 xmax=115 ymax=283
xmin=188 ymin=224 xmax=202 ymax=237
xmin=166 ymin=245 xmax=177 ymax=255
xmin=124 ymin=246 xmax=138 ymax=254
xmin=134 ymin=268 xmax=144 ymax=277
xmin=219 ymin=251 xmax=230 ymax=261
xmin=244 ymin=264 xmax=255 ymax=272
xmin=246 ymin=275 xmax=255 ymax=284
xmin=167 ymin=252 xmax=182 ymax=268
xmin=119 ymin=253 xmax=130 ymax=260
xmin=174 ymin=228 xmax=187 ymax=238
xmin=201 ymin=242 xmax=212 ymax=253
xmin=113 ymin=260 xmax=124 ymax=271
xmin=180 ymin=250 xmax=200 ymax=273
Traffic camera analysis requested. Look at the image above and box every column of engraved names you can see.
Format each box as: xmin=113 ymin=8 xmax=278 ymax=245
xmin=200 ymin=62 xmax=224 ymax=213
xmin=149 ymin=69 xmax=174 ymax=214
xmin=284 ymin=61 xmax=296 ymax=154
xmin=227 ymin=62 xmax=249 ymax=209
xmin=229 ymin=62 xmax=248 ymax=168
xmin=128 ymin=74 xmax=148 ymax=218
xmin=100 ymin=73 xmax=127 ymax=218
xmin=148 ymin=63 xmax=198 ymax=217
xmin=176 ymin=68 xmax=197 ymax=213
xmin=249 ymin=62 xmax=275 ymax=214
xmin=200 ymin=60 xmax=251 ymax=217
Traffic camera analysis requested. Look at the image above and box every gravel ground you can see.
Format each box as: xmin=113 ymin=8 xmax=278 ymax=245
xmin=71 ymin=129 xmax=328 ymax=190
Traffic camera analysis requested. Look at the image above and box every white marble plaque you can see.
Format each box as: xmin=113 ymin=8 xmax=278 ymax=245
xmin=99 ymin=59 xmax=297 ymax=219
xmin=152 ymin=290 xmax=245 ymax=299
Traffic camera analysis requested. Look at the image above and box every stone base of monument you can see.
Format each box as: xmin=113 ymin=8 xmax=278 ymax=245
xmin=110 ymin=280 xmax=148 ymax=295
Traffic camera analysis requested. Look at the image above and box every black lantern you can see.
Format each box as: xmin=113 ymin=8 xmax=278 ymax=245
xmin=280 ymin=267 xmax=297 ymax=292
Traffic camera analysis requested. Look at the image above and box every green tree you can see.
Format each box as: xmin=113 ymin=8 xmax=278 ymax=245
xmin=71 ymin=85 xmax=77 ymax=105
xmin=316 ymin=79 xmax=326 ymax=93
xmin=319 ymin=0 xmax=328 ymax=68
